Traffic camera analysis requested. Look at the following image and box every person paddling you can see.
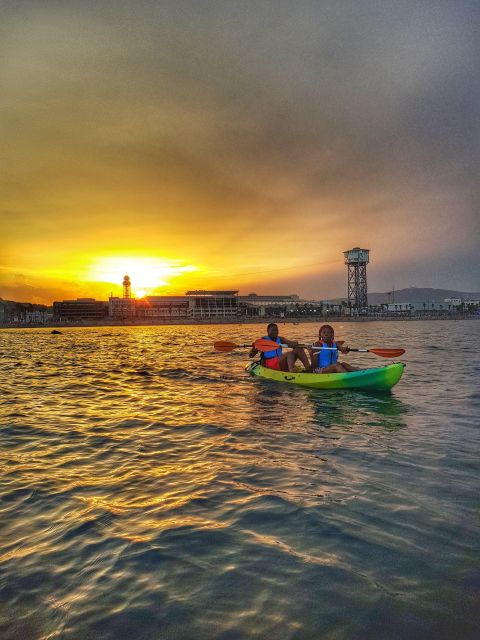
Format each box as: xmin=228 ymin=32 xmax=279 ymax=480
xmin=310 ymin=324 xmax=358 ymax=373
xmin=249 ymin=323 xmax=311 ymax=372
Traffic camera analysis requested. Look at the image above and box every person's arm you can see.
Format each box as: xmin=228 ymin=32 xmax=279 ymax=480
xmin=249 ymin=343 xmax=258 ymax=358
xmin=309 ymin=340 xmax=320 ymax=369
xmin=336 ymin=340 xmax=350 ymax=354
xmin=282 ymin=337 xmax=299 ymax=348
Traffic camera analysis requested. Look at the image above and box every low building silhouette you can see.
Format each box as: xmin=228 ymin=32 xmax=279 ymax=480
xmin=53 ymin=298 xmax=108 ymax=321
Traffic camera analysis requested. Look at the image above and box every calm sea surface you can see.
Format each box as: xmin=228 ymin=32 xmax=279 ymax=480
xmin=1 ymin=320 xmax=479 ymax=639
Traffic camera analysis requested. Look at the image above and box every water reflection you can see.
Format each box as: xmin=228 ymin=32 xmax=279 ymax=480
xmin=307 ymin=389 xmax=410 ymax=432
xmin=243 ymin=378 xmax=317 ymax=432
xmin=1 ymin=323 xmax=478 ymax=640
xmin=244 ymin=375 xmax=410 ymax=433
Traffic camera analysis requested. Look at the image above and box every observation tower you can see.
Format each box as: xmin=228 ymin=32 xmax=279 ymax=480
xmin=344 ymin=248 xmax=370 ymax=312
xmin=123 ymin=274 xmax=131 ymax=299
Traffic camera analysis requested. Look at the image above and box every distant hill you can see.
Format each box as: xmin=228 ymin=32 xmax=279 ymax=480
xmin=368 ymin=288 xmax=480 ymax=305
xmin=329 ymin=288 xmax=480 ymax=305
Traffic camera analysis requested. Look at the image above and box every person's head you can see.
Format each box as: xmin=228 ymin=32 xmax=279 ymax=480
xmin=266 ymin=323 xmax=278 ymax=340
xmin=319 ymin=324 xmax=334 ymax=343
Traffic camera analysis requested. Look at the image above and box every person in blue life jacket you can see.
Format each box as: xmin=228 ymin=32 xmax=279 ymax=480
xmin=309 ymin=324 xmax=358 ymax=373
xmin=249 ymin=322 xmax=311 ymax=372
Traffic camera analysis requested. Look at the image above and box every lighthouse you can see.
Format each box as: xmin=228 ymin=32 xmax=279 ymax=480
xmin=123 ymin=274 xmax=131 ymax=299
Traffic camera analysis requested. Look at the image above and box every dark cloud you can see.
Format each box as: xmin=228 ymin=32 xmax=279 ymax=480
xmin=1 ymin=0 xmax=479 ymax=299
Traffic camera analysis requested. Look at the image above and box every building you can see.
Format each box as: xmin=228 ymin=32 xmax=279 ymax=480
xmin=0 ymin=299 xmax=51 ymax=324
xmin=443 ymin=298 xmax=480 ymax=309
xmin=108 ymin=296 xmax=137 ymax=319
xmin=137 ymin=296 xmax=189 ymax=318
xmin=53 ymin=298 xmax=109 ymax=320
xmin=320 ymin=300 xmax=348 ymax=315
xmin=238 ymin=293 xmax=300 ymax=316
xmin=109 ymin=290 xmax=243 ymax=320
xmin=0 ymin=299 xmax=16 ymax=324
xmin=383 ymin=301 xmax=450 ymax=313
xmin=383 ymin=303 xmax=414 ymax=313
xmin=185 ymin=290 xmax=239 ymax=318
xmin=444 ymin=297 xmax=462 ymax=307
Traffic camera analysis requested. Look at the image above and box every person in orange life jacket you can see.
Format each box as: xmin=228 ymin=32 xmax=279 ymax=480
xmin=249 ymin=322 xmax=311 ymax=372
xmin=309 ymin=324 xmax=358 ymax=373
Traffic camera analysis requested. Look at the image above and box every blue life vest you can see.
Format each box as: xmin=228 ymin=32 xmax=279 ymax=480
xmin=317 ymin=341 xmax=338 ymax=368
xmin=261 ymin=336 xmax=282 ymax=361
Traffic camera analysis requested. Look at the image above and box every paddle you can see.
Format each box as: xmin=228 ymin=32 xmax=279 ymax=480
xmin=214 ymin=338 xmax=290 ymax=353
xmin=225 ymin=338 xmax=404 ymax=358
xmin=344 ymin=347 xmax=405 ymax=357
xmin=214 ymin=341 xmax=254 ymax=352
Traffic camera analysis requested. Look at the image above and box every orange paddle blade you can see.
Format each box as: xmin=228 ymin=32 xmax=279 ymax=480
xmin=368 ymin=348 xmax=405 ymax=357
xmin=214 ymin=341 xmax=241 ymax=352
xmin=253 ymin=338 xmax=283 ymax=352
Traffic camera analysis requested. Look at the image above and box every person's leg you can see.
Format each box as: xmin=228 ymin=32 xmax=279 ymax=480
xmin=320 ymin=363 xmax=345 ymax=373
xmin=292 ymin=347 xmax=311 ymax=371
xmin=279 ymin=353 xmax=291 ymax=371
xmin=339 ymin=362 xmax=358 ymax=372
xmin=287 ymin=352 xmax=297 ymax=371
xmin=264 ymin=357 xmax=282 ymax=370
xmin=279 ymin=349 xmax=311 ymax=372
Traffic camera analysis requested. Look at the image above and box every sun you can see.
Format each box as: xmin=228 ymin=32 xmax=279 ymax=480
xmin=86 ymin=256 xmax=197 ymax=296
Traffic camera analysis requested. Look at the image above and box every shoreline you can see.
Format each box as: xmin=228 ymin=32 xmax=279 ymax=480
xmin=0 ymin=314 xmax=476 ymax=329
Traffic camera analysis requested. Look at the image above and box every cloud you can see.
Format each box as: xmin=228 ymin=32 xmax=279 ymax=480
xmin=1 ymin=1 xmax=479 ymax=300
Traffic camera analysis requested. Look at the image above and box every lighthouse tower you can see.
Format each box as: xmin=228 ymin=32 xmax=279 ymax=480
xmin=123 ymin=274 xmax=131 ymax=299
xmin=344 ymin=248 xmax=370 ymax=313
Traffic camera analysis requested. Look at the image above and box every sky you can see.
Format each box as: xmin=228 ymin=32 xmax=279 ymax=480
xmin=1 ymin=0 xmax=479 ymax=304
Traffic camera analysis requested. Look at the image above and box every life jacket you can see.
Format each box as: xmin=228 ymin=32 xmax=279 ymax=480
xmin=261 ymin=336 xmax=282 ymax=362
xmin=316 ymin=341 xmax=338 ymax=368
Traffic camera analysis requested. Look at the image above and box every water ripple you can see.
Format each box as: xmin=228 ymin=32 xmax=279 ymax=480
xmin=1 ymin=321 xmax=479 ymax=639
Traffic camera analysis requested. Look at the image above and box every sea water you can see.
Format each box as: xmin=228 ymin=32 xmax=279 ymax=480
xmin=1 ymin=320 xmax=479 ymax=639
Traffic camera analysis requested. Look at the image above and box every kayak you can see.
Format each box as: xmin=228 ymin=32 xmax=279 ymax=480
xmin=246 ymin=361 xmax=405 ymax=391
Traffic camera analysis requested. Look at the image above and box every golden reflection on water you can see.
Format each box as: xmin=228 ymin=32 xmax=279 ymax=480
xmin=78 ymin=489 xmax=209 ymax=514
xmin=1 ymin=323 xmax=479 ymax=639
xmin=245 ymin=530 xmax=339 ymax=567
xmin=125 ymin=517 xmax=230 ymax=544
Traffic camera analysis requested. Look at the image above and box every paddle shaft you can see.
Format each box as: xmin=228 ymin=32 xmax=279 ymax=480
xmin=214 ymin=339 xmax=404 ymax=357
xmin=258 ymin=341 xmax=404 ymax=357
xmin=274 ymin=343 xmax=337 ymax=350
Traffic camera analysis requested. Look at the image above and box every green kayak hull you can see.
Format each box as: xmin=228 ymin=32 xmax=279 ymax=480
xmin=246 ymin=361 xmax=405 ymax=391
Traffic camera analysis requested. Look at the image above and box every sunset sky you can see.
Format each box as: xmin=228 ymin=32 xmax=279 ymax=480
xmin=1 ymin=1 xmax=479 ymax=304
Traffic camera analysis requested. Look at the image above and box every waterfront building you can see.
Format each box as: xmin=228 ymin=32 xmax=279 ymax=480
xmin=0 ymin=299 xmax=13 ymax=323
xmin=238 ymin=293 xmax=300 ymax=317
xmin=53 ymin=299 xmax=109 ymax=320
xmin=185 ymin=291 xmax=239 ymax=319
xmin=444 ymin=298 xmax=462 ymax=307
xmin=24 ymin=306 xmax=51 ymax=324
xmin=109 ymin=290 xmax=242 ymax=319
xmin=443 ymin=298 xmax=480 ymax=311
xmin=108 ymin=296 xmax=137 ymax=318
xmin=0 ymin=299 xmax=51 ymax=325
xmin=383 ymin=301 xmax=450 ymax=313
xmin=320 ymin=300 xmax=347 ymax=315
xmin=137 ymin=296 xmax=189 ymax=318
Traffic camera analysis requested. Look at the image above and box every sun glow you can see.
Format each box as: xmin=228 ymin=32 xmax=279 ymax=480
xmin=86 ymin=256 xmax=197 ymax=296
